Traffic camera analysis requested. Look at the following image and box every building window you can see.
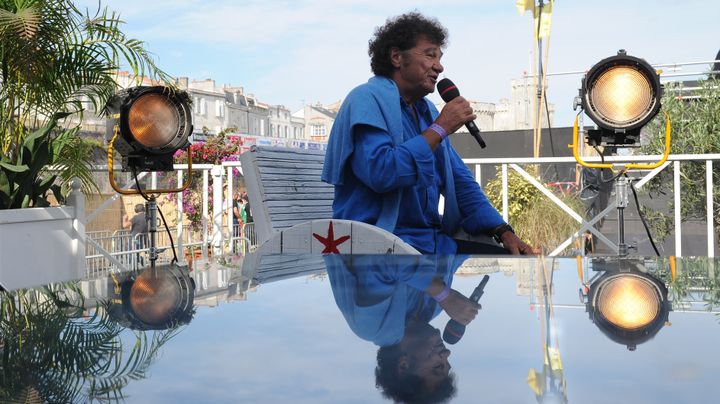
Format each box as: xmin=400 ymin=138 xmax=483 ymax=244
xmin=193 ymin=97 xmax=199 ymax=113
xmin=216 ymin=100 xmax=225 ymax=117
xmin=311 ymin=124 xmax=326 ymax=137
xmin=200 ymin=98 xmax=207 ymax=115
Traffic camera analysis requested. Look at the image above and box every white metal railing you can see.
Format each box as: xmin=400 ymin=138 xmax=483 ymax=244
xmin=463 ymin=153 xmax=719 ymax=257
xmin=85 ymin=224 xmax=204 ymax=276
xmin=85 ymin=153 xmax=717 ymax=271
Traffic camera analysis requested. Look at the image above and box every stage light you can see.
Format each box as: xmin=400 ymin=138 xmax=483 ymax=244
xmin=107 ymin=264 xmax=195 ymax=331
xmin=586 ymin=268 xmax=670 ymax=351
xmin=106 ymin=86 xmax=192 ymax=172
xmin=580 ymin=49 xmax=662 ymax=146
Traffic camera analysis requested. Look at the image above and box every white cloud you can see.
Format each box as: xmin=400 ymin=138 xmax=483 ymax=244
xmin=79 ymin=1 xmax=720 ymax=123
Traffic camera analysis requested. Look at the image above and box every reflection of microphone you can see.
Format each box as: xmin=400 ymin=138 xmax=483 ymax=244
xmin=442 ymin=275 xmax=490 ymax=345
xmin=437 ymin=78 xmax=486 ymax=148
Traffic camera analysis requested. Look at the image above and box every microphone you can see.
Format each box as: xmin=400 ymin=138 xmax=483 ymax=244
xmin=436 ymin=78 xmax=486 ymax=148
xmin=442 ymin=274 xmax=490 ymax=345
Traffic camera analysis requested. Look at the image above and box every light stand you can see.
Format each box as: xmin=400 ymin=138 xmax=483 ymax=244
xmin=615 ymin=176 xmax=631 ymax=256
xmin=146 ymin=197 xmax=160 ymax=268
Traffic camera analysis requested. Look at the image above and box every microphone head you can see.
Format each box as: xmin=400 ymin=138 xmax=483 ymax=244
xmin=442 ymin=320 xmax=466 ymax=345
xmin=437 ymin=78 xmax=460 ymax=102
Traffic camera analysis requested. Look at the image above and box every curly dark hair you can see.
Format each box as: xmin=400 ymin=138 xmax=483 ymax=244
xmin=368 ymin=11 xmax=448 ymax=77
xmin=375 ymin=344 xmax=456 ymax=403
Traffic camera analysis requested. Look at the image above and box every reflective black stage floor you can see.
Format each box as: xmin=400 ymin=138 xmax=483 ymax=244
xmin=1 ymin=254 xmax=718 ymax=403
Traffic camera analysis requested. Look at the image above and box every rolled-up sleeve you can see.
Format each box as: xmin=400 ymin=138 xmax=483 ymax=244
xmin=350 ymin=124 xmax=435 ymax=193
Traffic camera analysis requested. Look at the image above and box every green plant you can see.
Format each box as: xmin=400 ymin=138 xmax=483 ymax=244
xmin=484 ymin=166 xmax=585 ymax=253
xmin=0 ymin=0 xmax=172 ymax=208
xmin=641 ymin=77 xmax=720 ymax=247
xmin=0 ymin=119 xmax=64 ymax=208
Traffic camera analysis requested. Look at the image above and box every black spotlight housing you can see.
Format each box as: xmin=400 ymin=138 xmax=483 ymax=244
xmin=106 ymin=86 xmax=192 ymax=172
xmin=585 ymin=265 xmax=670 ymax=351
xmin=106 ymin=264 xmax=196 ymax=331
xmin=580 ymin=50 xmax=662 ymax=146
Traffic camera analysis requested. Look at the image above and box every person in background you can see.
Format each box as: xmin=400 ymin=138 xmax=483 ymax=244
xmin=232 ymin=190 xmax=244 ymax=253
xmin=123 ymin=203 xmax=148 ymax=266
xmin=241 ymin=191 xmax=253 ymax=224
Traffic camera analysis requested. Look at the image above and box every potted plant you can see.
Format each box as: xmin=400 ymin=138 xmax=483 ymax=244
xmin=0 ymin=1 xmax=173 ymax=289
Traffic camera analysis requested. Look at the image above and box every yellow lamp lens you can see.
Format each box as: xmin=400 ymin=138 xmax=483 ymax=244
xmin=597 ymin=276 xmax=659 ymax=330
xmin=128 ymin=93 xmax=180 ymax=148
xmin=130 ymin=270 xmax=180 ymax=324
xmin=590 ymin=66 xmax=654 ymax=127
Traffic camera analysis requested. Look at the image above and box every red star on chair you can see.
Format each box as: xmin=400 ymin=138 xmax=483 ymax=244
xmin=313 ymin=221 xmax=350 ymax=254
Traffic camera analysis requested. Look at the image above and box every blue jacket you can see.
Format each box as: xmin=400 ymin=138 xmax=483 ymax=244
xmin=321 ymin=76 xmax=504 ymax=253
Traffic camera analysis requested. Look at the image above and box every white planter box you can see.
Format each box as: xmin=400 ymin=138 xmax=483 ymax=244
xmin=0 ymin=183 xmax=85 ymax=290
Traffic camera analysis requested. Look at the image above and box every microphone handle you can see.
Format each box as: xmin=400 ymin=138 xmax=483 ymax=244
xmin=466 ymin=121 xmax=486 ymax=148
xmin=469 ymin=275 xmax=490 ymax=301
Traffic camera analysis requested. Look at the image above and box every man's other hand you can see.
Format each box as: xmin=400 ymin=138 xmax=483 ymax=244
xmin=500 ymin=231 xmax=540 ymax=255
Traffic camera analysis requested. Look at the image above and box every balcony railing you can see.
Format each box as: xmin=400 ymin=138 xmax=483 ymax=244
xmin=85 ymin=153 xmax=718 ymax=274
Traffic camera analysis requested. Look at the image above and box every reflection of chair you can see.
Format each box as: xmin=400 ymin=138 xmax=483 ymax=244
xmin=240 ymin=146 xmax=419 ymax=254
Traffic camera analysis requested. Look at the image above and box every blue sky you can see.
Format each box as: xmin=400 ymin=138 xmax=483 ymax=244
xmin=80 ymin=0 xmax=720 ymax=126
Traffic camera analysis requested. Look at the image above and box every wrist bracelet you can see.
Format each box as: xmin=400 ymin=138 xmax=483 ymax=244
xmin=429 ymin=123 xmax=448 ymax=140
xmin=432 ymin=284 xmax=451 ymax=302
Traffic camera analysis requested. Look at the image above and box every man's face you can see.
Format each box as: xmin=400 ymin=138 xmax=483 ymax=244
xmin=392 ymin=37 xmax=444 ymax=100
xmin=400 ymin=321 xmax=452 ymax=388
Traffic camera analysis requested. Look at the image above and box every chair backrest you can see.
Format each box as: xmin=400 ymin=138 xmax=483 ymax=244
xmin=240 ymin=146 xmax=334 ymax=244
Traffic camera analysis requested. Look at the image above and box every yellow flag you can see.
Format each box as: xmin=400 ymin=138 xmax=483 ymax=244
xmin=527 ymin=369 xmax=542 ymax=395
xmin=516 ymin=0 xmax=534 ymax=14
xmin=534 ymin=0 xmax=553 ymax=39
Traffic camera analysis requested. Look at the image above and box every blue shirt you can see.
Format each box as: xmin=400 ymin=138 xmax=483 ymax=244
xmin=325 ymin=254 xmax=464 ymax=346
xmin=324 ymin=77 xmax=505 ymax=254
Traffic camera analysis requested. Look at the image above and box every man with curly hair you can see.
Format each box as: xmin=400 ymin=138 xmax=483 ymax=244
xmin=322 ymin=12 xmax=536 ymax=255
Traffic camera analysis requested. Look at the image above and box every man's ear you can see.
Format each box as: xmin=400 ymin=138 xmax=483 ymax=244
xmin=397 ymin=354 xmax=410 ymax=377
xmin=390 ymin=47 xmax=403 ymax=69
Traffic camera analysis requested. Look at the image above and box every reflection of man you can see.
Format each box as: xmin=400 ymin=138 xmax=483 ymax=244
xmin=326 ymin=255 xmax=479 ymax=403
xmin=322 ymin=12 xmax=536 ymax=255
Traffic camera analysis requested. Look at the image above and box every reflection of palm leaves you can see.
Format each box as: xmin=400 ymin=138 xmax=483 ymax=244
xmin=86 ymin=328 xmax=182 ymax=401
xmin=0 ymin=283 xmax=183 ymax=402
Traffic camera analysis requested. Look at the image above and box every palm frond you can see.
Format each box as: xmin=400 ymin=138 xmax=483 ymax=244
xmin=0 ymin=2 xmax=41 ymax=39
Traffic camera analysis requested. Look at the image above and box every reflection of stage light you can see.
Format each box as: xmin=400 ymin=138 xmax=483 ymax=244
xmin=108 ymin=264 xmax=195 ymax=330
xmin=585 ymin=265 xmax=670 ymax=351
xmin=130 ymin=268 xmax=184 ymax=325
xmin=596 ymin=275 xmax=659 ymax=330
xmin=580 ymin=50 xmax=661 ymax=146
